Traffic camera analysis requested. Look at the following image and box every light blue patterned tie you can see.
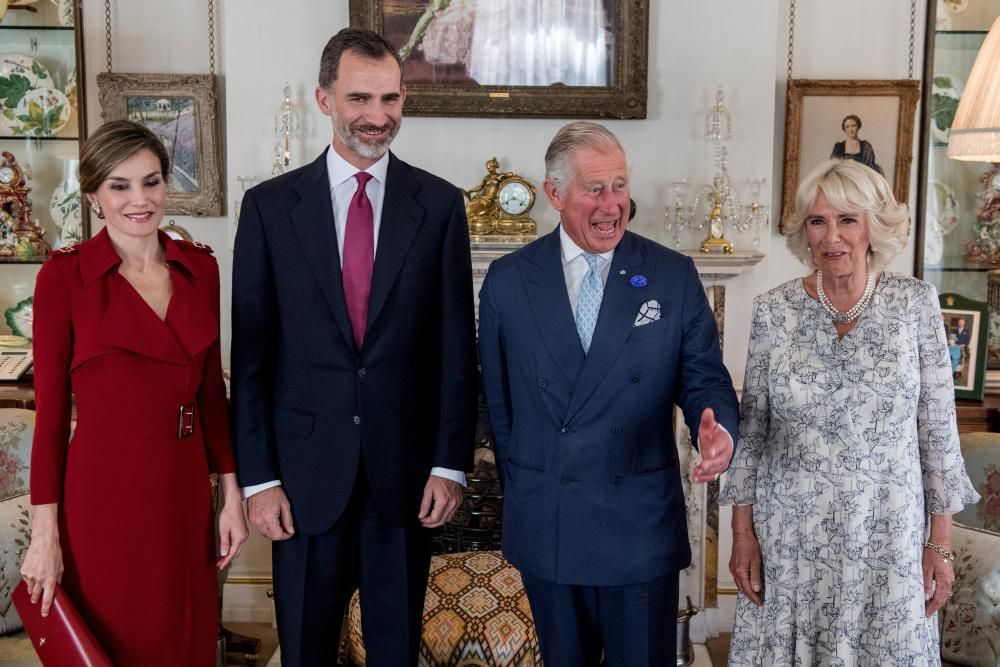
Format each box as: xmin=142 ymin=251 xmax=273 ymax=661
xmin=576 ymin=253 xmax=603 ymax=354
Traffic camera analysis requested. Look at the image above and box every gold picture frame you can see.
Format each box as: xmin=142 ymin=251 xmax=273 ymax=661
xmin=349 ymin=0 xmax=649 ymax=119
xmin=780 ymin=79 xmax=920 ymax=231
xmin=96 ymin=73 xmax=224 ymax=217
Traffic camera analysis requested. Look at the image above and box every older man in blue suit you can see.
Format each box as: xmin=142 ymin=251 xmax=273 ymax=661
xmin=478 ymin=122 xmax=739 ymax=666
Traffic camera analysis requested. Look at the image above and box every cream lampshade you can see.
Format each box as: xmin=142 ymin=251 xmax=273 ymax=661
xmin=948 ymin=17 xmax=1000 ymax=161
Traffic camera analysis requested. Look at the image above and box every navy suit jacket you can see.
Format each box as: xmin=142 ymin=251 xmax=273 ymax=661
xmin=478 ymin=228 xmax=739 ymax=586
xmin=231 ymin=150 xmax=478 ymax=534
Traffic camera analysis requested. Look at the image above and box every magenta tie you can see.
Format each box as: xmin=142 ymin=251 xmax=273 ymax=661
xmin=342 ymin=172 xmax=374 ymax=349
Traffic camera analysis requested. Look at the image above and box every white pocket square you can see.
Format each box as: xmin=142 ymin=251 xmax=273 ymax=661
xmin=634 ymin=300 xmax=661 ymax=327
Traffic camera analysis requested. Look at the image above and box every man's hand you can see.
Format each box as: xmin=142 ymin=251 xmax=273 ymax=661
xmin=418 ymin=476 xmax=463 ymax=528
xmin=692 ymin=407 xmax=734 ymax=483
xmin=247 ymin=486 xmax=295 ymax=541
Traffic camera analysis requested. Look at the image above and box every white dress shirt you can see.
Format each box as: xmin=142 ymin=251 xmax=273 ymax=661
xmin=243 ymin=146 xmax=465 ymax=498
xmin=559 ymin=225 xmax=614 ymax=316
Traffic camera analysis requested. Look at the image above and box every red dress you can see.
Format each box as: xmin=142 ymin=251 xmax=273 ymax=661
xmin=30 ymin=228 xmax=235 ymax=666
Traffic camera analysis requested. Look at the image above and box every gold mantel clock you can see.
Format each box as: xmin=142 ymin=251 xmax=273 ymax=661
xmin=464 ymin=158 xmax=537 ymax=244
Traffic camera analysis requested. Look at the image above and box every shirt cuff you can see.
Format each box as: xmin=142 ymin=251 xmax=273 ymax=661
xmin=243 ymin=480 xmax=281 ymax=500
xmin=430 ymin=467 xmax=466 ymax=487
xmin=718 ymin=423 xmax=734 ymax=448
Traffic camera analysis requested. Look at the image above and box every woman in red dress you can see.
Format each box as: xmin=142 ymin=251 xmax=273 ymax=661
xmin=19 ymin=120 xmax=247 ymax=665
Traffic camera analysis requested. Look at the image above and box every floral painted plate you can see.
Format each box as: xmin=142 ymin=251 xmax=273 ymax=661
xmin=931 ymin=180 xmax=961 ymax=235
xmin=0 ymin=54 xmax=54 ymax=135
xmin=931 ymin=74 xmax=963 ymax=145
xmin=3 ymin=298 xmax=31 ymax=340
xmin=49 ymin=179 xmax=81 ymax=249
xmin=12 ymin=87 xmax=70 ymax=136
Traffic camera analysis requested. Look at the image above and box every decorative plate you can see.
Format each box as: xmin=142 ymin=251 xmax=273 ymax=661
xmin=49 ymin=179 xmax=81 ymax=249
xmin=51 ymin=0 xmax=73 ymax=26
xmin=931 ymin=74 xmax=963 ymax=145
xmin=0 ymin=53 xmax=53 ymax=96
xmin=0 ymin=335 xmax=27 ymax=348
xmin=12 ymin=87 xmax=70 ymax=137
xmin=63 ymin=68 xmax=76 ymax=108
xmin=931 ymin=180 xmax=961 ymax=235
xmin=935 ymin=0 xmax=952 ymax=29
xmin=3 ymin=298 xmax=31 ymax=340
xmin=0 ymin=54 xmax=54 ymax=135
xmin=925 ymin=220 xmax=944 ymax=266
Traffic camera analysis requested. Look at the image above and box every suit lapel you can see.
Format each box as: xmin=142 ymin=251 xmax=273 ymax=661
xmin=166 ymin=268 xmax=217 ymax=359
xmin=96 ymin=274 xmax=189 ymax=366
xmin=366 ymin=153 xmax=423 ymax=335
xmin=565 ymin=232 xmax=647 ymax=421
xmin=521 ymin=229 xmax=585 ymax=387
xmin=290 ymin=150 xmax=357 ymax=354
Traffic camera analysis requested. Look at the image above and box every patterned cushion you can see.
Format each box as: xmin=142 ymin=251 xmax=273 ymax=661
xmin=956 ymin=432 xmax=1000 ymax=532
xmin=0 ymin=492 xmax=31 ymax=636
xmin=347 ymin=550 xmax=540 ymax=666
xmin=0 ymin=409 xmax=33 ymax=502
xmin=940 ymin=523 xmax=1000 ymax=666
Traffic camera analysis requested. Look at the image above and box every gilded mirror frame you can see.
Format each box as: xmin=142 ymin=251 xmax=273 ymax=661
xmin=349 ymin=0 xmax=649 ymax=119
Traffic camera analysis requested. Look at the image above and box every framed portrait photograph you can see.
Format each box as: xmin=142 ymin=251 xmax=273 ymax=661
xmin=940 ymin=292 xmax=988 ymax=401
xmin=96 ymin=73 xmax=224 ymax=217
xmin=349 ymin=0 xmax=649 ymax=118
xmin=780 ymin=79 xmax=920 ymax=230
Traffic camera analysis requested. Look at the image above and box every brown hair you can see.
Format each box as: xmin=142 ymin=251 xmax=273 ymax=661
xmin=79 ymin=120 xmax=170 ymax=194
xmin=841 ymin=114 xmax=862 ymax=131
xmin=318 ymin=27 xmax=401 ymax=89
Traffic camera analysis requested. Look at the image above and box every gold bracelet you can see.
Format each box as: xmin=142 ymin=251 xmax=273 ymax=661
xmin=924 ymin=541 xmax=956 ymax=561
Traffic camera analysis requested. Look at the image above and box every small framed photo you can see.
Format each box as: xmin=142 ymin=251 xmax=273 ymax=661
xmin=780 ymin=79 xmax=920 ymax=231
xmin=940 ymin=292 xmax=988 ymax=401
xmin=96 ymin=73 xmax=224 ymax=217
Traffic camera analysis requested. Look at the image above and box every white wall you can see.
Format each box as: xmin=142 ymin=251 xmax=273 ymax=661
xmin=64 ymin=0 xmax=927 ymax=625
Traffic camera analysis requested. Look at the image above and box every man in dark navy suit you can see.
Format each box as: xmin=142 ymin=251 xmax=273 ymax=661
xmin=478 ymin=122 xmax=739 ymax=665
xmin=231 ymin=28 xmax=477 ymax=666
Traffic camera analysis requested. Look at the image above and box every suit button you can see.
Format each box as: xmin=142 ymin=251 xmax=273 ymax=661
xmin=611 ymin=474 xmax=624 ymax=485
xmin=538 ymin=378 xmax=548 ymax=388
xmin=358 ymin=368 xmax=367 ymax=377
xmin=353 ymin=415 xmax=361 ymax=425
xmin=629 ymin=376 xmax=640 ymax=384
xmin=560 ymin=427 xmax=569 ymax=435
xmin=612 ymin=425 xmax=623 ymax=435
xmin=560 ymin=476 xmax=571 ymax=485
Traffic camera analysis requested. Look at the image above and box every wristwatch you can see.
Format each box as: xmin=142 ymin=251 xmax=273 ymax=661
xmin=924 ymin=542 xmax=956 ymax=561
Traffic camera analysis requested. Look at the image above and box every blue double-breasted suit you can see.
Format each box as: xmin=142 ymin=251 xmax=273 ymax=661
xmin=478 ymin=227 xmax=739 ymax=663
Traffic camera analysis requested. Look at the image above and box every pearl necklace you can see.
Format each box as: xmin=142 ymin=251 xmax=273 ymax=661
xmin=816 ymin=271 xmax=876 ymax=325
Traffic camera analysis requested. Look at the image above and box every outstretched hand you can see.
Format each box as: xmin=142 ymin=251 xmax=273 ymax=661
xmin=692 ymin=407 xmax=734 ymax=484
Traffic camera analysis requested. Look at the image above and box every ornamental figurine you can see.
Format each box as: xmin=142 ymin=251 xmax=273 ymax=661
xmin=463 ymin=157 xmax=537 ymax=244
xmin=0 ymin=151 xmax=50 ymax=261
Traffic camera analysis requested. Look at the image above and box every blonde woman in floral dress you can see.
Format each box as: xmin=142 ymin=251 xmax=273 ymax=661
xmin=721 ymin=159 xmax=979 ymax=666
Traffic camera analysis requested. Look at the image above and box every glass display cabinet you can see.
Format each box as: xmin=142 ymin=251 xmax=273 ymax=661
xmin=0 ymin=0 xmax=87 ymax=264
xmin=916 ymin=0 xmax=1000 ymax=370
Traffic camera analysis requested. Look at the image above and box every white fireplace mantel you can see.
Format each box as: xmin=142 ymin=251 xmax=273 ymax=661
xmin=685 ymin=249 xmax=765 ymax=284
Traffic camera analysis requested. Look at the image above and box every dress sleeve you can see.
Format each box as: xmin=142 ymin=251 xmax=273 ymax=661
xmin=719 ymin=295 xmax=771 ymax=506
xmin=914 ymin=283 xmax=979 ymax=514
xmin=30 ymin=261 xmax=74 ymax=505
xmin=197 ymin=257 xmax=236 ymax=475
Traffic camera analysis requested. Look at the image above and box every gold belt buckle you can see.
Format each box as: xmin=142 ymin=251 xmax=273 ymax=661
xmin=178 ymin=403 xmax=196 ymax=438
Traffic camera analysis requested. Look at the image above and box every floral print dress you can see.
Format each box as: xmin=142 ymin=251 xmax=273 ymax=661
xmin=720 ymin=275 xmax=980 ymax=667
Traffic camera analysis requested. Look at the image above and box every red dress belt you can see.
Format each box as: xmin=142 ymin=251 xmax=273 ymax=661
xmin=74 ymin=402 xmax=197 ymax=439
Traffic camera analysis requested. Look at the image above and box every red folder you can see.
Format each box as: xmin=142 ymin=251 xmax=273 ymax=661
xmin=12 ymin=580 xmax=112 ymax=667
